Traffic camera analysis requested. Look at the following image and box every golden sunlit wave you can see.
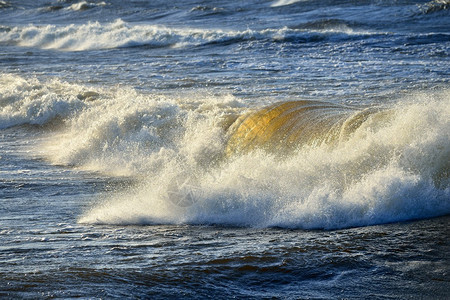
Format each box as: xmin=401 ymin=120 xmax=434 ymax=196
xmin=226 ymin=100 xmax=380 ymax=155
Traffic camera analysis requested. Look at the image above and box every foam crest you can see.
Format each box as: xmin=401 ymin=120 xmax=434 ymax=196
xmin=0 ymin=74 xmax=86 ymax=129
xmin=0 ymin=1 xmax=10 ymax=9
xmin=66 ymin=1 xmax=107 ymax=11
xmin=39 ymin=86 xmax=242 ymax=176
xmin=271 ymin=0 xmax=309 ymax=7
xmin=419 ymin=0 xmax=450 ymax=14
xmin=79 ymin=90 xmax=450 ymax=229
xmin=0 ymin=19 xmax=377 ymax=51
xmin=5 ymin=74 xmax=444 ymax=230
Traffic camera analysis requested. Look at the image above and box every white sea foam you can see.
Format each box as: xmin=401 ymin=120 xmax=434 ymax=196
xmin=0 ymin=19 xmax=377 ymax=51
xmin=0 ymin=74 xmax=86 ymax=129
xmin=0 ymin=1 xmax=10 ymax=9
xmin=66 ymin=1 xmax=107 ymax=11
xmin=3 ymin=74 xmax=448 ymax=229
xmin=73 ymin=87 xmax=449 ymax=229
xmin=271 ymin=0 xmax=310 ymax=7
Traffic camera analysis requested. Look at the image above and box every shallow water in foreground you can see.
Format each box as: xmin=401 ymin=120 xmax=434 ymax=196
xmin=1 ymin=150 xmax=449 ymax=298
xmin=1 ymin=127 xmax=449 ymax=298
xmin=3 ymin=218 xmax=450 ymax=299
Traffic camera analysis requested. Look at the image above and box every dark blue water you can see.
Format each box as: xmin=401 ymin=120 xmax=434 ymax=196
xmin=1 ymin=0 xmax=449 ymax=298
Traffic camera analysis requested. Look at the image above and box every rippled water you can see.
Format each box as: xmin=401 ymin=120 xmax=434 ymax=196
xmin=1 ymin=0 xmax=449 ymax=298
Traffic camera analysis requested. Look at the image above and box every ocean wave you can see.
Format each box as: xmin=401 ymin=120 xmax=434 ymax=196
xmin=77 ymin=88 xmax=450 ymax=228
xmin=189 ymin=5 xmax=226 ymax=16
xmin=56 ymin=83 xmax=446 ymax=229
xmin=0 ymin=0 xmax=11 ymax=9
xmin=2 ymin=73 xmax=239 ymax=176
xmin=66 ymin=1 xmax=107 ymax=12
xmin=225 ymin=101 xmax=380 ymax=156
xmin=418 ymin=0 xmax=450 ymax=14
xmin=291 ymin=19 xmax=361 ymax=31
xmin=271 ymin=0 xmax=310 ymax=7
xmin=404 ymin=33 xmax=450 ymax=45
xmin=0 ymin=19 xmax=381 ymax=51
xmin=40 ymin=1 xmax=107 ymax=12
xmin=4 ymin=74 xmax=448 ymax=230
xmin=0 ymin=74 xmax=87 ymax=129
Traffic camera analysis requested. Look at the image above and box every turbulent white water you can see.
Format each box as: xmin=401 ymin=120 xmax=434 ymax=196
xmin=0 ymin=18 xmax=378 ymax=51
xmin=2 ymin=74 xmax=447 ymax=229
xmin=78 ymin=91 xmax=449 ymax=229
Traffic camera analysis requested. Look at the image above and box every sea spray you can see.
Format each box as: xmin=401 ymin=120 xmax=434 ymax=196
xmin=4 ymin=75 xmax=447 ymax=229
xmin=0 ymin=75 xmax=450 ymax=229
xmin=75 ymin=89 xmax=449 ymax=229
xmin=0 ymin=74 xmax=86 ymax=129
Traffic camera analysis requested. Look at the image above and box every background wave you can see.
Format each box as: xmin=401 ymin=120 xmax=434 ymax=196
xmin=0 ymin=19 xmax=381 ymax=51
xmin=271 ymin=0 xmax=311 ymax=7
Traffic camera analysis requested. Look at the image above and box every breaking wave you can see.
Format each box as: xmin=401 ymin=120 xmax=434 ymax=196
xmin=78 ymin=88 xmax=449 ymax=229
xmin=0 ymin=19 xmax=380 ymax=51
xmin=419 ymin=0 xmax=450 ymax=14
xmin=1 ymin=74 xmax=448 ymax=229
xmin=0 ymin=1 xmax=10 ymax=9
xmin=0 ymin=74 xmax=86 ymax=129
xmin=66 ymin=1 xmax=107 ymax=12
xmin=226 ymin=100 xmax=380 ymax=156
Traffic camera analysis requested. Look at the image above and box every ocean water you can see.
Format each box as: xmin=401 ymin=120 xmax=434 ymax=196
xmin=1 ymin=0 xmax=449 ymax=298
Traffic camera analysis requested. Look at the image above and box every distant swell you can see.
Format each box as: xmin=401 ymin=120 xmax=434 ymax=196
xmin=0 ymin=19 xmax=380 ymax=51
xmin=291 ymin=19 xmax=361 ymax=31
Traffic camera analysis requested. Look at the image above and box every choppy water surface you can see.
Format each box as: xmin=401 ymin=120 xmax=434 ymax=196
xmin=1 ymin=0 xmax=449 ymax=298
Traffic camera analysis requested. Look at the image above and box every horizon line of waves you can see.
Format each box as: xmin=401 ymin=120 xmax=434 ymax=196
xmin=0 ymin=19 xmax=385 ymax=51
